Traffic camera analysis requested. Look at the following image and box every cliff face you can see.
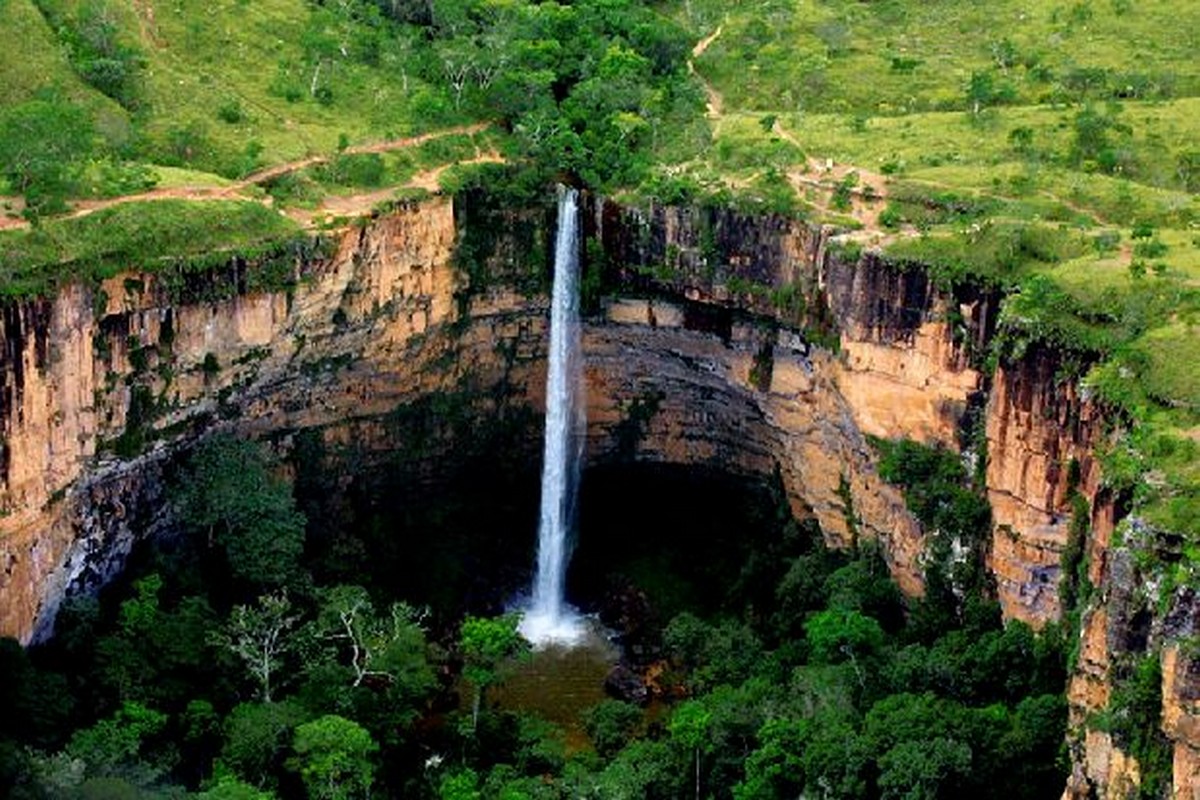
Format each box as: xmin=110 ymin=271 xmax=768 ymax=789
xmin=986 ymin=346 xmax=1110 ymax=626
xmin=826 ymin=251 xmax=990 ymax=448
xmin=0 ymin=196 xmax=954 ymax=640
xmin=591 ymin=201 xmax=999 ymax=590
xmin=586 ymin=298 xmax=924 ymax=595
xmin=0 ymin=193 xmax=1191 ymax=794
xmin=1060 ymin=541 xmax=1200 ymax=799
xmin=0 ymin=199 xmax=478 ymax=640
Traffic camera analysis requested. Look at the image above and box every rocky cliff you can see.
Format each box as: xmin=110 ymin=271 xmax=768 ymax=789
xmin=0 ymin=192 xmax=1192 ymax=795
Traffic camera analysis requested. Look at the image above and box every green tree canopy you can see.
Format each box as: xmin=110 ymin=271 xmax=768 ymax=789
xmin=0 ymin=97 xmax=94 ymax=218
xmin=459 ymin=614 xmax=529 ymax=731
xmin=290 ymin=715 xmax=377 ymax=800
xmin=174 ymin=436 xmax=307 ymax=592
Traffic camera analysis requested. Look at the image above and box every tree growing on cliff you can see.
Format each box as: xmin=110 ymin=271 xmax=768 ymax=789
xmin=174 ymin=436 xmax=308 ymax=593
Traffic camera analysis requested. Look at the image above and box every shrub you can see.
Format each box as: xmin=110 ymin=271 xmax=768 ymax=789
xmin=217 ymin=99 xmax=246 ymax=124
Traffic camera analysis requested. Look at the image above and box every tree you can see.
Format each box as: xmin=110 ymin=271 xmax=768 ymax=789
xmin=174 ymin=436 xmax=307 ymax=591
xmin=823 ymin=549 xmax=905 ymax=632
xmin=94 ymin=576 xmax=220 ymax=708
xmin=735 ymin=717 xmax=809 ymax=800
xmin=55 ymin=701 xmax=169 ymax=790
xmin=663 ymin=613 xmax=764 ymax=690
xmin=0 ymin=97 xmax=94 ymax=218
xmin=877 ymin=737 xmax=973 ymax=799
xmin=214 ymin=591 xmax=301 ymax=703
xmin=593 ymin=739 xmax=685 ymax=800
xmin=964 ymin=70 xmax=1014 ymax=117
xmin=438 ymin=768 xmax=480 ymax=800
xmin=583 ymin=700 xmax=642 ymax=760
xmin=799 ymin=714 xmax=872 ymax=799
xmin=221 ymin=701 xmax=309 ymax=791
xmin=668 ymin=700 xmax=712 ymax=800
xmin=459 ymin=615 xmax=529 ymax=732
xmin=198 ymin=776 xmax=276 ymax=800
xmin=804 ymin=608 xmax=885 ymax=667
xmin=966 ymin=71 xmax=993 ymax=116
xmin=770 ymin=549 xmax=839 ymax=638
xmin=290 ymin=715 xmax=377 ymax=800
xmin=437 ymin=39 xmax=476 ymax=109
xmin=317 ymin=585 xmax=432 ymax=690
xmin=1069 ymin=104 xmax=1132 ymax=173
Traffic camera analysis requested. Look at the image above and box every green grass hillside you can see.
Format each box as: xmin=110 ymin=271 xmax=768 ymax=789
xmin=682 ymin=0 xmax=1199 ymax=113
xmin=5 ymin=0 xmax=461 ymax=172
xmin=654 ymin=0 xmax=1199 ymax=582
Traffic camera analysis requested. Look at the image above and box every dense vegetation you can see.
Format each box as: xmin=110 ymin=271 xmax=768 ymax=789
xmin=0 ymin=435 xmax=1073 ymax=799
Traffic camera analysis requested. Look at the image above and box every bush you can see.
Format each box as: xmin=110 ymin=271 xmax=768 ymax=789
xmin=317 ymin=153 xmax=387 ymax=187
xmin=217 ymin=99 xmax=246 ymax=124
xmin=50 ymin=0 xmax=146 ymax=109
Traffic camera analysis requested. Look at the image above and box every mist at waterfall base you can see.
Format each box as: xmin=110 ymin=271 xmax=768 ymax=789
xmin=517 ymin=186 xmax=588 ymax=647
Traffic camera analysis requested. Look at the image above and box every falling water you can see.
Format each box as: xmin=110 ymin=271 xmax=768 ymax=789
xmin=519 ymin=186 xmax=586 ymax=647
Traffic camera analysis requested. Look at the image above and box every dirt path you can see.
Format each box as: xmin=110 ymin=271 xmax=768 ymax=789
xmin=286 ymin=151 xmax=504 ymax=228
xmin=692 ymin=24 xmax=724 ymax=59
xmin=0 ymin=124 xmax=492 ymax=232
xmin=688 ymin=25 xmax=724 ymax=118
xmin=767 ymin=118 xmax=891 ymax=231
xmin=131 ymin=0 xmax=164 ymax=48
xmin=233 ymin=123 xmax=491 ymax=188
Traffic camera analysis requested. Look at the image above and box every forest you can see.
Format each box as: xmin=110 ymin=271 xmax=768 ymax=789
xmin=0 ymin=434 xmax=1086 ymax=799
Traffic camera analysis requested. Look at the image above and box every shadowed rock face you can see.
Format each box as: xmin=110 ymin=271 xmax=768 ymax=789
xmin=0 ymin=193 xmax=1191 ymax=796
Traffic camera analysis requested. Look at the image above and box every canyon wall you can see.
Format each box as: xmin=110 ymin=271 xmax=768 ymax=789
xmin=0 ymin=192 xmax=1192 ymax=795
xmin=0 ymin=198 xmax=469 ymax=640
xmin=0 ymin=196 xmax=931 ymax=642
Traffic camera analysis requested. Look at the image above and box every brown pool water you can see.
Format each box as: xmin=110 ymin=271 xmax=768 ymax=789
xmin=489 ymin=619 xmax=620 ymax=751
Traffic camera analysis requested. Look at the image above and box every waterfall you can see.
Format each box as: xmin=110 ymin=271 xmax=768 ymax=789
xmin=519 ymin=186 xmax=586 ymax=646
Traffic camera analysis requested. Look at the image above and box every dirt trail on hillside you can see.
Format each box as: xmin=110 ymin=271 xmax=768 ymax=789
xmin=285 ymin=151 xmax=504 ymax=228
xmin=0 ymin=124 xmax=492 ymax=232
xmin=768 ymin=119 xmax=890 ymax=232
xmin=132 ymin=0 xmax=164 ymax=47
xmin=235 ymin=123 xmax=490 ymax=188
xmin=688 ymin=25 xmax=724 ymax=118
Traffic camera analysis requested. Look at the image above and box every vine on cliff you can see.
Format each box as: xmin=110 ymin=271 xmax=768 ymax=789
xmin=873 ymin=438 xmax=995 ymax=629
